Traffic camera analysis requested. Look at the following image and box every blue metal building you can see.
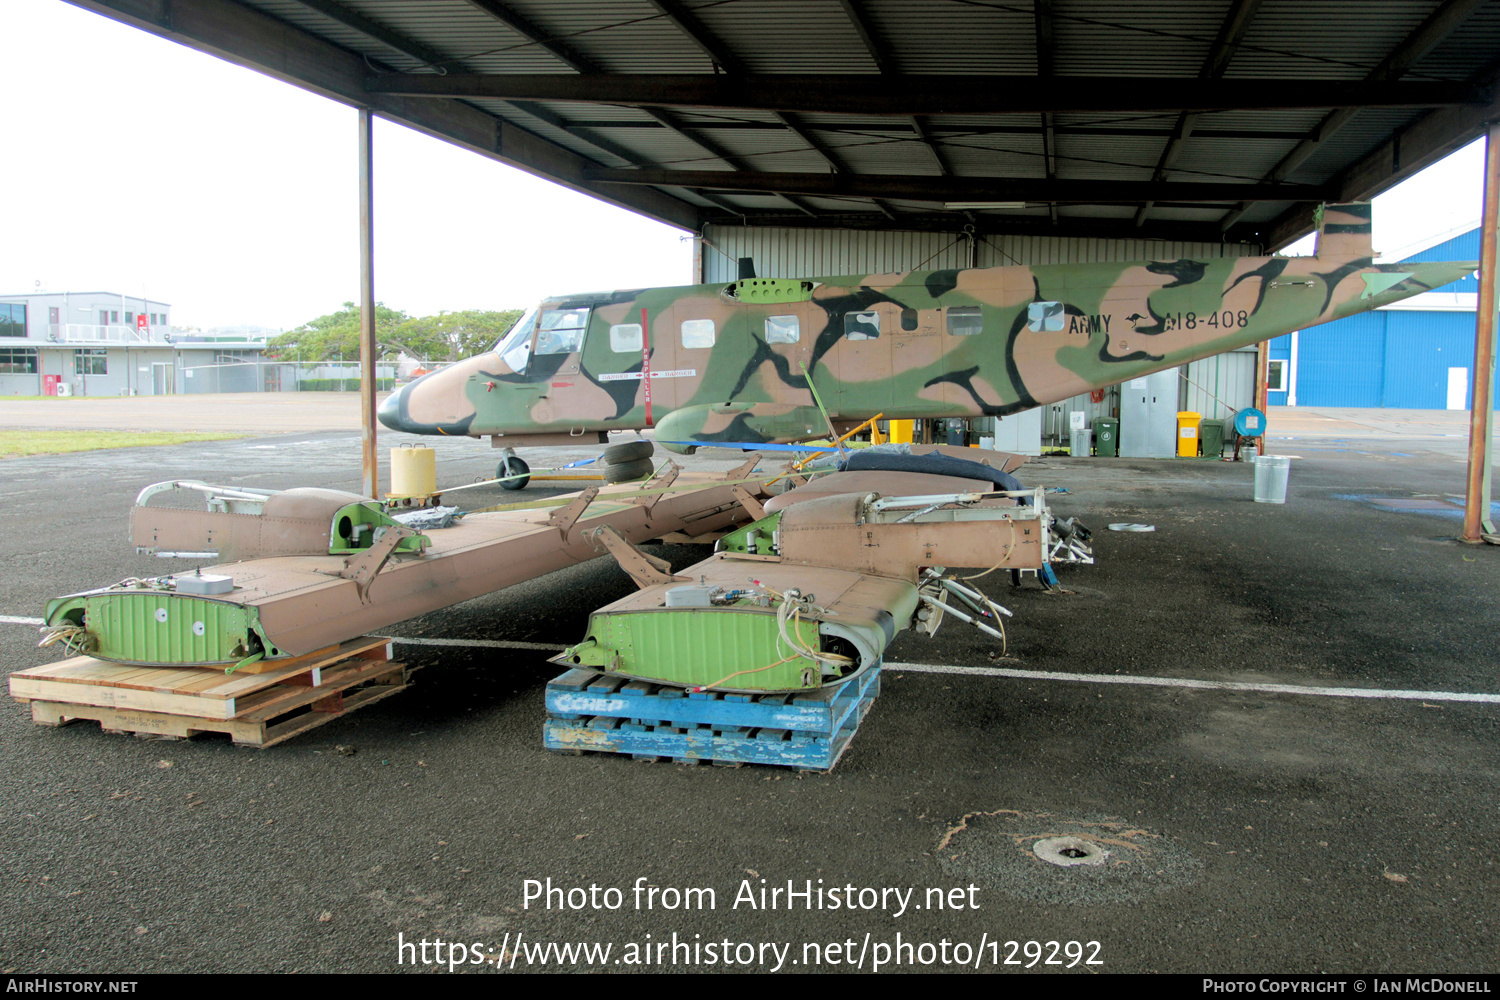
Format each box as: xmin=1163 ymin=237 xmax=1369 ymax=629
xmin=1267 ymin=228 xmax=1490 ymax=410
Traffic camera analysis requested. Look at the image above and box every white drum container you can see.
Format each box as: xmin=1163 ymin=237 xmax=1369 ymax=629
xmin=1253 ymin=455 xmax=1291 ymax=504
xmin=390 ymin=445 xmax=437 ymax=498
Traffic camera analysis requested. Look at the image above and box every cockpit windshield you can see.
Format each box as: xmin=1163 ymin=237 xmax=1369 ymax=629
xmin=494 ymin=306 xmax=537 ymax=372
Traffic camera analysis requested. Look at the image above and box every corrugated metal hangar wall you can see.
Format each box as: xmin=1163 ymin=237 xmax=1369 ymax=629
xmin=697 ymin=227 xmax=1260 ymax=283
xmin=698 ymin=226 xmax=1263 ymax=443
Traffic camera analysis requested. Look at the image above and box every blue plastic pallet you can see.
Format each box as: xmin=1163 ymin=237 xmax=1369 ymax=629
xmin=543 ymin=665 xmax=880 ymax=771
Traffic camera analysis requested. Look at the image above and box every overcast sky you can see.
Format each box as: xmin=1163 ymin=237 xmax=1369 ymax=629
xmin=0 ymin=0 xmax=1486 ymax=330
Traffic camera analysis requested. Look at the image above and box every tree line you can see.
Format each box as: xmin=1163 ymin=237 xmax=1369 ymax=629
xmin=266 ymin=303 xmax=526 ymax=364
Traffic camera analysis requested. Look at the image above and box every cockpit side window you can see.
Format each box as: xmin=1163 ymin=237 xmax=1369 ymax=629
xmin=536 ymin=308 xmax=589 ymax=355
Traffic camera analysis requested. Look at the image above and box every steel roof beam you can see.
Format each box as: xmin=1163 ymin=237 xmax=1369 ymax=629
xmin=288 ymin=0 xmax=710 ymax=210
xmin=1034 ymin=0 xmax=1058 ymax=225
xmin=552 ymin=120 xmax=1314 ymax=141
xmin=1240 ymin=59 xmax=1500 ymax=248
xmin=1219 ymin=0 xmax=1487 ymax=232
xmin=455 ymin=1 xmax=765 ymax=214
xmin=641 ymin=1 xmax=860 ymax=218
xmin=839 ymin=0 xmax=950 ymax=176
xmin=367 ymin=73 xmax=1487 ymax=114
xmin=65 ymin=0 xmax=699 ymax=229
xmin=587 ymin=168 xmax=1330 ymax=204
xmin=461 ymin=0 xmax=602 ymax=73
xmin=461 ymin=0 xmax=810 ymax=216
xmin=1135 ymin=0 xmax=1263 ymax=227
xmin=292 ymin=0 xmax=448 ymax=68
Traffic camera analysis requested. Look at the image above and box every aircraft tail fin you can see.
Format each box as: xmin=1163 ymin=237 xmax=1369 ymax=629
xmin=1315 ymin=202 xmax=1373 ymax=259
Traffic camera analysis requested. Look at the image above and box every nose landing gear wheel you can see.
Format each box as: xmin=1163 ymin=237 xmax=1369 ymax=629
xmin=498 ymin=456 xmax=530 ymax=490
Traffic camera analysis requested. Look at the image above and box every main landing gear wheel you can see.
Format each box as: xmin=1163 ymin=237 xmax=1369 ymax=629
xmin=498 ymin=456 xmax=530 ymax=490
xmin=603 ymin=440 xmax=654 ymax=465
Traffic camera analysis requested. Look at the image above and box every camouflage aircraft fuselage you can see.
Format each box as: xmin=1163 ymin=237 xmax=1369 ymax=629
xmin=379 ymin=213 xmax=1475 ymax=451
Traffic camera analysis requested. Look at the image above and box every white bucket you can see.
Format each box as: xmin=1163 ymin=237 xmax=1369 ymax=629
xmin=1253 ymin=455 xmax=1291 ymax=504
xmin=390 ymin=445 xmax=436 ymax=497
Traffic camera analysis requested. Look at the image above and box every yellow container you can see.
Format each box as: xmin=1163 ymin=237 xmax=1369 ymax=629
xmin=1176 ymin=411 xmax=1203 ymax=457
xmin=389 ymin=445 xmax=436 ymax=497
xmin=888 ymin=419 xmax=915 ymax=444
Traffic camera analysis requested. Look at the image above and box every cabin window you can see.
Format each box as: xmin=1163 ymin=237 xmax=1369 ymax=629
xmin=844 ymin=310 xmax=881 ymax=340
xmin=610 ymin=323 xmax=643 ymax=353
xmin=947 ymin=305 xmax=984 ymax=336
xmin=1266 ymin=359 xmax=1287 ymax=392
xmin=900 ymin=307 xmax=919 ymax=332
xmin=1026 ymin=301 xmax=1065 ymax=333
xmin=681 ymin=318 xmax=716 ymax=349
xmin=536 ymin=308 xmax=588 ymax=355
xmin=765 ymin=314 xmax=799 ymax=344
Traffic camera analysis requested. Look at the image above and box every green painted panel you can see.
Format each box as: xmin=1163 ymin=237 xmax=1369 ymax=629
xmin=71 ymin=594 xmax=265 ymax=665
xmin=567 ymin=608 xmax=821 ymax=689
xmin=726 ymin=278 xmax=817 ymax=304
xmin=330 ymin=502 xmax=428 ymax=555
xmin=716 ymin=511 xmax=782 ymax=555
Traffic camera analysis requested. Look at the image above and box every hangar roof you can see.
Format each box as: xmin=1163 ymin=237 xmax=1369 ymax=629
xmin=71 ymin=0 xmax=1500 ymax=249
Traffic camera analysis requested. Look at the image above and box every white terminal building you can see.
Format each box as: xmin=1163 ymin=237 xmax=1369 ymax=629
xmin=0 ymin=290 xmax=269 ymax=396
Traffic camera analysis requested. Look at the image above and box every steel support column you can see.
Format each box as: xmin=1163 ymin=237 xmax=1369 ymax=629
xmin=358 ymin=108 xmax=378 ymax=500
xmin=1462 ymin=122 xmax=1499 ymax=544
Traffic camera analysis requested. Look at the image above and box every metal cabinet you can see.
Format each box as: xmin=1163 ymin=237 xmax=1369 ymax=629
xmin=1119 ymin=368 xmax=1179 ymax=458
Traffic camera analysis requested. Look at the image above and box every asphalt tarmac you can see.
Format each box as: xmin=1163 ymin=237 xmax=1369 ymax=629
xmin=0 ymin=401 xmax=1496 ymax=974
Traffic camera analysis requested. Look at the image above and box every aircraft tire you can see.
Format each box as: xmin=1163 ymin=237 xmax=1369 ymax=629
xmin=498 ymin=456 xmax=530 ymax=490
xmin=603 ymin=440 xmax=654 ymax=465
xmin=603 ymin=458 xmax=655 ymax=484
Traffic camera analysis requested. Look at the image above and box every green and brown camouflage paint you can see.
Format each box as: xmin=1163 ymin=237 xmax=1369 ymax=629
xmin=379 ymin=204 xmax=1476 ymax=452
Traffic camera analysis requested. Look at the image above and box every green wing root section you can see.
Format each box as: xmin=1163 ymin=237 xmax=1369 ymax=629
xmin=561 ymin=607 xmax=823 ymax=691
xmin=45 ymin=592 xmax=279 ymax=668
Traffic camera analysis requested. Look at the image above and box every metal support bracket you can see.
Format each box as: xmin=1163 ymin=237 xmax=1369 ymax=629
xmin=545 ymin=487 xmax=599 ymax=539
xmin=631 ymin=461 xmax=680 ymax=512
xmin=723 ymin=454 xmax=762 ymax=481
xmin=587 ymin=526 xmax=688 ymax=590
xmin=333 ymin=525 xmax=414 ymax=603
xmin=731 ymin=486 xmax=767 ymax=521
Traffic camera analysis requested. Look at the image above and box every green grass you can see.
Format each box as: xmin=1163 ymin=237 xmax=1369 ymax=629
xmin=0 ymin=431 xmax=249 ymax=458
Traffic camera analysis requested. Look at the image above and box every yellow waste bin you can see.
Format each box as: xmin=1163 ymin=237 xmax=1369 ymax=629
xmin=888 ymin=419 xmax=915 ymax=444
xmin=1176 ymin=411 xmax=1203 ymax=457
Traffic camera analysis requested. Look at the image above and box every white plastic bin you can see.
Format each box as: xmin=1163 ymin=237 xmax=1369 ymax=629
xmin=1253 ymin=455 xmax=1291 ymax=504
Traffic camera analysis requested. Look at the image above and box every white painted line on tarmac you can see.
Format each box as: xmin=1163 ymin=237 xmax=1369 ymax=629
xmin=378 ymin=636 xmax=566 ymax=652
xmin=5 ymin=619 xmax=1494 ymax=703
xmin=884 ymin=661 xmax=1500 ymax=704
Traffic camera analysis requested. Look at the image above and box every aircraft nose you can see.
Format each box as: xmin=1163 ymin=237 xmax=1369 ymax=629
xmin=378 ymin=382 xmax=412 ymax=432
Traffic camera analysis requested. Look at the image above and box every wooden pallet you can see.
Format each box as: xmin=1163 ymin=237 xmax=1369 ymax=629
xmin=543 ymin=665 xmax=880 ymax=771
xmin=10 ymin=638 xmax=410 ymax=748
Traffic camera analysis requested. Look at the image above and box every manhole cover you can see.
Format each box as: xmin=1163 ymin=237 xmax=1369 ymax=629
xmin=936 ymin=809 xmax=1201 ymax=905
xmin=1033 ymin=835 xmax=1108 ymax=867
